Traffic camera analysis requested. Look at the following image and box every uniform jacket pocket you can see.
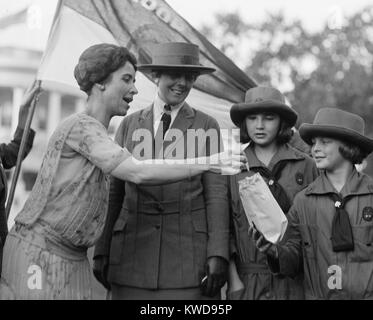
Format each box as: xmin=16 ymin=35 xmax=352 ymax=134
xmin=191 ymin=210 xmax=207 ymax=233
xmin=350 ymin=225 xmax=373 ymax=262
xmin=298 ymin=224 xmax=317 ymax=260
xmin=109 ymin=211 xmax=129 ymax=265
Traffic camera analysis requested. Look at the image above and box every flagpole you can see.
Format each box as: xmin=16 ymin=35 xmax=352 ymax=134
xmin=5 ymin=80 xmax=42 ymax=221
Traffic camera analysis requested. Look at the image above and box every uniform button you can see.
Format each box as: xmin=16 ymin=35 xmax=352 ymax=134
xmin=268 ymin=180 xmax=274 ymax=186
xmin=265 ymin=292 xmax=273 ymax=299
xmin=157 ymin=204 xmax=164 ymax=212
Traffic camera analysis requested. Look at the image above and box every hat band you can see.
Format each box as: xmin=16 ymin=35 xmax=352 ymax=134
xmin=152 ymin=54 xmax=200 ymax=66
xmin=313 ymin=121 xmax=364 ymax=135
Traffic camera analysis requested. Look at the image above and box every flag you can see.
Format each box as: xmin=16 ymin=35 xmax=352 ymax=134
xmin=0 ymin=8 xmax=27 ymax=30
xmin=37 ymin=0 xmax=256 ymax=129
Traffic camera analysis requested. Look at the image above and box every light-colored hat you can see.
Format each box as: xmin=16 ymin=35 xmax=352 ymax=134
xmin=230 ymin=86 xmax=298 ymax=127
xmin=299 ymin=107 xmax=373 ymax=153
xmin=137 ymin=42 xmax=215 ymax=75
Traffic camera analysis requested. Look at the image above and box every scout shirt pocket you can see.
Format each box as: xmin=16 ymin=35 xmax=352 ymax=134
xmin=191 ymin=209 xmax=208 ymax=234
xmin=298 ymin=224 xmax=317 ymax=259
xmin=349 ymin=224 xmax=373 ymax=263
xmin=298 ymin=224 xmax=318 ymax=291
xmin=282 ymin=172 xmax=308 ymax=202
xmin=109 ymin=209 xmax=129 ymax=265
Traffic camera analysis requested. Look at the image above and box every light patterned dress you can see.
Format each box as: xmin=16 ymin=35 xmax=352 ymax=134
xmin=0 ymin=113 xmax=129 ymax=300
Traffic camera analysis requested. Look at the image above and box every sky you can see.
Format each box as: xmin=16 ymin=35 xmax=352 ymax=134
xmin=168 ymin=0 xmax=373 ymax=31
xmin=0 ymin=0 xmax=372 ymax=53
xmin=1 ymin=0 xmax=373 ymax=30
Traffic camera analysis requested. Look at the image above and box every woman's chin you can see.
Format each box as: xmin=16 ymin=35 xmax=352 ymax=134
xmin=118 ymin=105 xmax=129 ymax=116
xmin=251 ymin=138 xmax=274 ymax=147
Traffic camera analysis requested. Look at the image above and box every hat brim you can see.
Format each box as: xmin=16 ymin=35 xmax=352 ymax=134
xmin=299 ymin=124 xmax=373 ymax=154
xmin=137 ymin=64 xmax=215 ymax=75
xmin=230 ymin=100 xmax=298 ymax=127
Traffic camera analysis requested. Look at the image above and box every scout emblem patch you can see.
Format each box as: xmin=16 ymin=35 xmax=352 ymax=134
xmin=362 ymin=207 xmax=373 ymax=222
xmin=295 ymin=172 xmax=304 ymax=185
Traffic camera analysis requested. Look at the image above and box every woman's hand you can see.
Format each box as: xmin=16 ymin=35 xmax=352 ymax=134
xmin=248 ymin=225 xmax=278 ymax=258
xmin=208 ymin=149 xmax=247 ymax=175
xmin=18 ymin=80 xmax=42 ymax=129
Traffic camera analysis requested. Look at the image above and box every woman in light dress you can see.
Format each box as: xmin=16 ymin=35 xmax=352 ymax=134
xmin=0 ymin=44 xmax=242 ymax=300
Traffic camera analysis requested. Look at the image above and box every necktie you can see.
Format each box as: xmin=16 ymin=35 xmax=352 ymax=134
xmin=328 ymin=193 xmax=354 ymax=252
xmin=154 ymin=105 xmax=171 ymax=159
xmin=160 ymin=104 xmax=171 ymax=138
xmin=251 ymin=161 xmax=292 ymax=214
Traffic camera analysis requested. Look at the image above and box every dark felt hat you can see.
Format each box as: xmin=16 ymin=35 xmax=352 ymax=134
xmin=299 ymin=107 xmax=373 ymax=154
xmin=137 ymin=42 xmax=215 ymax=75
xmin=230 ymin=86 xmax=298 ymax=127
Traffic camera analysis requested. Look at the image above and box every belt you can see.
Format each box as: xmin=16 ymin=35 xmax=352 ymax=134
xmin=125 ymin=197 xmax=205 ymax=215
xmin=236 ymin=262 xmax=271 ymax=275
xmin=12 ymin=222 xmax=87 ymax=261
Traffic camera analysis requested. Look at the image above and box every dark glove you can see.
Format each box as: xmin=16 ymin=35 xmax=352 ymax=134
xmin=248 ymin=225 xmax=278 ymax=258
xmin=93 ymin=255 xmax=110 ymax=290
xmin=200 ymin=256 xmax=228 ymax=297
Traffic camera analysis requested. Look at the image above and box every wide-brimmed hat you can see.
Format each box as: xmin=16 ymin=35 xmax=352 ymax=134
xmin=137 ymin=42 xmax=215 ymax=75
xmin=230 ymin=86 xmax=298 ymax=127
xmin=299 ymin=107 xmax=373 ymax=153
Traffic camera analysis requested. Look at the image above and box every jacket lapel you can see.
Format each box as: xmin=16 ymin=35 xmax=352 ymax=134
xmin=133 ymin=104 xmax=154 ymax=159
xmin=138 ymin=104 xmax=154 ymax=135
xmin=169 ymin=103 xmax=195 ymax=134
xmin=164 ymin=103 xmax=195 ymax=158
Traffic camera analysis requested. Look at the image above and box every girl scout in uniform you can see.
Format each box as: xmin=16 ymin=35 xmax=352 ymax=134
xmin=227 ymin=86 xmax=318 ymax=300
xmin=251 ymin=107 xmax=373 ymax=299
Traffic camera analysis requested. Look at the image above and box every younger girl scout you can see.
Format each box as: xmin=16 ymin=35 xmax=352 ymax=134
xmin=227 ymin=86 xmax=318 ymax=300
xmin=251 ymin=107 xmax=373 ymax=299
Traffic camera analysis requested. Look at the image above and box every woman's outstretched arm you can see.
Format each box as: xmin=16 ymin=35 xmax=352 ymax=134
xmin=65 ymin=115 xmax=245 ymax=185
xmin=111 ymin=151 xmax=244 ymax=185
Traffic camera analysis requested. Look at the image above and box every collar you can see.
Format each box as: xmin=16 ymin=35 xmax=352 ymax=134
xmin=305 ymin=169 xmax=373 ymax=197
xmin=244 ymin=143 xmax=305 ymax=171
xmin=154 ymin=93 xmax=185 ymax=118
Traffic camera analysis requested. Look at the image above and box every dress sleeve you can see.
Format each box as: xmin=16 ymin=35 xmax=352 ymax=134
xmin=65 ymin=115 xmax=131 ymax=174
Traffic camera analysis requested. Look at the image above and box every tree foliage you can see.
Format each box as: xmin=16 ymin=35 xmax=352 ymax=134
xmin=201 ymin=6 xmax=373 ymax=135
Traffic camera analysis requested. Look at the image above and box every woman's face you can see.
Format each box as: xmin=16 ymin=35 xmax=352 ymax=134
xmin=311 ymin=137 xmax=347 ymax=171
xmin=245 ymin=112 xmax=281 ymax=147
xmin=103 ymin=61 xmax=138 ymax=117
xmin=157 ymin=70 xmax=197 ymax=106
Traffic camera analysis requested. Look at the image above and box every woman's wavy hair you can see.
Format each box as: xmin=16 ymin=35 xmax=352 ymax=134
xmin=74 ymin=43 xmax=137 ymax=95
